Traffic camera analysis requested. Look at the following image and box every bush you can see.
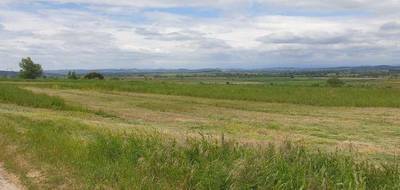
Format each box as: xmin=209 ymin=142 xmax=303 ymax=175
xmin=84 ymin=72 xmax=104 ymax=80
xmin=327 ymin=77 xmax=345 ymax=87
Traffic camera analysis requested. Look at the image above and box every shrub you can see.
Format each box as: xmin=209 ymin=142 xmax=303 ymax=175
xmin=327 ymin=77 xmax=345 ymax=87
xmin=84 ymin=72 xmax=104 ymax=80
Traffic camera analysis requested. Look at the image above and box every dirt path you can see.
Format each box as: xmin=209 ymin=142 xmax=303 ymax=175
xmin=0 ymin=165 xmax=21 ymax=190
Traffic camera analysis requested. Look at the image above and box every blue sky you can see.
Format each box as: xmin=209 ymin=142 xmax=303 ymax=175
xmin=0 ymin=0 xmax=399 ymax=70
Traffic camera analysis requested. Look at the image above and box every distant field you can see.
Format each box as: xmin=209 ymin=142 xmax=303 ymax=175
xmin=6 ymin=79 xmax=400 ymax=107
xmin=1 ymin=79 xmax=400 ymax=189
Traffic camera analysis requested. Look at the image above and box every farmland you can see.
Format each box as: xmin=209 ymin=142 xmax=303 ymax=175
xmin=0 ymin=77 xmax=400 ymax=189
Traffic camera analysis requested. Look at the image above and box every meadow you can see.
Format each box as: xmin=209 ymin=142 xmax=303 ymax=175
xmin=0 ymin=77 xmax=400 ymax=189
xmin=6 ymin=78 xmax=400 ymax=107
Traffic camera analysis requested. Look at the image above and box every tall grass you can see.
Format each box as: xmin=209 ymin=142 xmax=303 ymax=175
xmin=1 ymin=114 xmax=399 ymax=189
xmin=0 ymin=84 xmax=68 ymax=110
xmin=30 ymin=80 xmax=400 ymax=107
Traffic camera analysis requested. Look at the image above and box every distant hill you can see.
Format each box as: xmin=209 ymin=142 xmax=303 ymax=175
xmin=44 ymin=68 xmax=222 ymax=76
xmin=0 ymin=71 xmax=18 ymax=77
xmin=40 ymin=65 xmax=400 ymax=77
xmin=276 ymin=65 xmax=400 ymax=77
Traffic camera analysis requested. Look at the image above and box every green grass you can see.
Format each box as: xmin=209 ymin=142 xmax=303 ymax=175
xmin=0 ymin=84 xmax=117 ymax=118
xmin=21 ymin=80 xmax=400 ymax=107
xmin=0 ymin=114 xmax=399 ymax=189
xmin=0 ymin=84 xmax=68 ymax=110
xmin=1 ymin=79 xmax=400 ymax=189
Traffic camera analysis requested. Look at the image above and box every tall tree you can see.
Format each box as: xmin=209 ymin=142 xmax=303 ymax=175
xmin=19 ymin=57 xmax=43 ymax=79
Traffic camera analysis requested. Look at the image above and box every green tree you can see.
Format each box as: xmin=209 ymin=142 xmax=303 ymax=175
xmin=19 ymin=57 xmax=43 ymax=79
xmin=67 ymin=71 xmax=79 ymax=80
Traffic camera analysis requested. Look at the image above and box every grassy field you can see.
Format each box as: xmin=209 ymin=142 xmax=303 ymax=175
xmin=5 ymin=78 xmax=400 ymax=107
xmin=1 ymin=78 xmax=400 ymax=189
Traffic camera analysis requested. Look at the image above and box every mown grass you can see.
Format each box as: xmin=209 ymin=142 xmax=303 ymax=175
xmin=0 ymin=84 xmax=68 ymax=110
xmin=0 ymin=114 xmax=399 ymax=189
xmin=22 ymin=79 xmax=400 ymax=107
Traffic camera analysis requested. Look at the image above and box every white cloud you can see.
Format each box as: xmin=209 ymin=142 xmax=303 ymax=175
xmin=0 ymin=1 xmax=399 ymax=70
xmin=9 ymin=0 xmax=399 ymax=14
xmin=381 ymin=21 xmax=400 ymax=31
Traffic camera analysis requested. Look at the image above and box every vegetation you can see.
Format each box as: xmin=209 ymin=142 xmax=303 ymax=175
xmin=327 ymin=77 xmax=345 ymax=87
xmin=19 ymin=57 xmax=43 ymax=79
xmin=84 ymin=72 xmax=104 ymax=80
xmin=28 ymin=80 xmax=400 ymax=107
xmin=1 ymin=77 xmax=400 ymax=189
xmin=67 ymin=71 xmax=79 ymax=80
xmin=0 ymin=84 xmax=68 ymax=110
xmin=12 ymin=84 xmax=399 ymax=158
xmin=1 ymin=115 xmax=399 ymax=189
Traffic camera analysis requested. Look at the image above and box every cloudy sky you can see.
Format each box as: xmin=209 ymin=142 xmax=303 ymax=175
xmin=0 ymin=0 xmax=400 ymax=70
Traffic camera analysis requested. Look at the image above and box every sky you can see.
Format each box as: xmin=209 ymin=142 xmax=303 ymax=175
xmin=0 ymin=0 xmax=400 ymax=70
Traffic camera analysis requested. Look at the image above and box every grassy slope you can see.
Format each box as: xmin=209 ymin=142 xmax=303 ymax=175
xmin=16 ymin=80 xmax=400 ymax=107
